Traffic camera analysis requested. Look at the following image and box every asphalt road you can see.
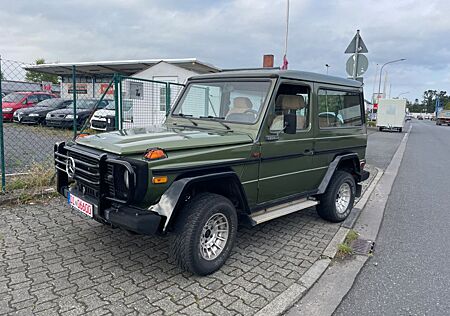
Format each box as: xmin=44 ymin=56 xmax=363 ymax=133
xmin=366 ymin=124 xmax=407 ymax=170
xmin=335 ymin=119 xmax=450 ymax=315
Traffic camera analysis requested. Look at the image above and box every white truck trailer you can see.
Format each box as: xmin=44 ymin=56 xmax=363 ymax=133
xmin=436 ymin=109 xmax=450 ymax=126
xmin=376 ymin=99 xmax=406 ymax=132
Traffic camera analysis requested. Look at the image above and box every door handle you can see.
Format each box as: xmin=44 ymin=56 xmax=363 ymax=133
xmin=304 ymin=149 xmax=314 ymax=156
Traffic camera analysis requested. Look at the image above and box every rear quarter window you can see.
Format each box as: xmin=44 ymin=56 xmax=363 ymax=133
xmin=317 ymin=89 xmax=363 ymax=128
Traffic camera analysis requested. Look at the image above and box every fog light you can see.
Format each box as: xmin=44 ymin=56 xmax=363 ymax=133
xmin=360 ymin=159 xmax=366 ymax=170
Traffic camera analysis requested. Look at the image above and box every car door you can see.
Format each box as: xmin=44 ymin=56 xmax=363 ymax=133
xmin=25 ymin=94 xmax=39 ymax=108
xmin=313 ymin=83 xmax=366 ymax=175
xmin=257 ymin=80 xmax=324 ymax=204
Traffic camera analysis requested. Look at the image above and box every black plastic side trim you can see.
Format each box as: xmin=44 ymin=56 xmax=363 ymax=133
xmin=317 ymin=153 xmax=360 ymax=195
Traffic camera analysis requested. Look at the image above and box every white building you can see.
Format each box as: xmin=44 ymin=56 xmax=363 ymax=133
xmin=23 ymin=58 xmax=220 ymax=99
xmin=23 ymin=58 xmax=220 ymax=127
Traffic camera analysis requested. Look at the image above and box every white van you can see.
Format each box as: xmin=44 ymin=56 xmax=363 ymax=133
xmin=376 ymin=99 xmax=406 ymax=132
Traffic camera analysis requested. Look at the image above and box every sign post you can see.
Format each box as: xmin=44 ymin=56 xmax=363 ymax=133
xmin=345 ymin=30 xmax=369 ymax=81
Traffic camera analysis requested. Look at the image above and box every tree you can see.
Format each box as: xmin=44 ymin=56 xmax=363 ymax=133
xmin=25 ymin=58 xmax=58 ymax=84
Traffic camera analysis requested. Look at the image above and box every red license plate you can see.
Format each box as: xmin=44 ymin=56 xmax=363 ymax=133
xmin=68 ymin=193 xmax=93 ymax=218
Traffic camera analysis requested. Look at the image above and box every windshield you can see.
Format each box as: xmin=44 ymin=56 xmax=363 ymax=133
xmin=66 ymin=99 xmax=99 ymax=109
xmin=36 ymin=98 xmax=61 ymax=107
xmin=172 ymin=80 xmax=271 ymax=124
xmin=3 ymin=93 xmax=26 ymax=103
xmin=105 ymin=101 xmax=115 ymax=110
xmin=104 ymin=100 xmax=130 ymax=111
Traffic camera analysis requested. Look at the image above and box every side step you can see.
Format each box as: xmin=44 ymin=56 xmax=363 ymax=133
xmin=250 ymin=198 xmax=319 ymax=225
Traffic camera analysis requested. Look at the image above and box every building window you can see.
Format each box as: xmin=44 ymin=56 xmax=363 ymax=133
xmin=160 ymin=86 xmax=167 ymax=111
xmin=129 ymin=82 xmax=143 ymax=100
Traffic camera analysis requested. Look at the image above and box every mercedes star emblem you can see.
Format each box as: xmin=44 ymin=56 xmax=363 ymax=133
xmin=66 ymin=157 xmax=76 ymax=178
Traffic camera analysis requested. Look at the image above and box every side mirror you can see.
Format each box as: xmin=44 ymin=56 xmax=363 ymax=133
xmin=284 ymin=113 xmax=297 ymax=134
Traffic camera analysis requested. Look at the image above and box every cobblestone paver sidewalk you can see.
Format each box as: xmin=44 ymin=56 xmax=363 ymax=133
xmin=0 ymin=166 xmax=376 ymax=315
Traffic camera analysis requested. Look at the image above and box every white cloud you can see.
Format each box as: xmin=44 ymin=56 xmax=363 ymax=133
xmin=1 ymin=0 xmax=449 ymax=100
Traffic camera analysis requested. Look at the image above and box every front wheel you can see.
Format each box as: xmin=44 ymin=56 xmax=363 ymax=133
xmin=316 ymin=170 xmax=356 ymax=222
xmin=170 ymin=193 xmax=238 ymax=275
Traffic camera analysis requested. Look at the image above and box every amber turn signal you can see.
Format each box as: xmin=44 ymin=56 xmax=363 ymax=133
xmin=144 ymin=148 xmax=167 ymax=160
xmin=152 ymin=176 xmax=168 ymax=184
xmin=76 ymin=133 xmax=90 ymax=140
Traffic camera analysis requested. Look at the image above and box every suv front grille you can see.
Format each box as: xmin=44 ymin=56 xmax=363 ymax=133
xmin=92 ymin=120 xmax=107 ymax=129
xmin=67 ymin=150 xmax=101 ymax=186
xmin=54 ymin=145 xmax=130 ymax=203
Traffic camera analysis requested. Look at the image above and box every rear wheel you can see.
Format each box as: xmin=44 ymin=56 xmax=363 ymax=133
xmin=317 ymin=170 xmax=356 ymax=222
xmin=399 ymin=127 xmax=403 ymax=133
xmin=378 ymin=127 xmax=383 ymax=132
xmin=170 ymin=193 xmax=238 ymax=275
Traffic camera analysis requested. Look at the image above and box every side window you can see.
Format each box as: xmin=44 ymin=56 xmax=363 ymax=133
xmin=27 ymin=95 xmax=39 ymax=104
xmin=269 ymin=83 xmax=310 ymax=132
xmin=38 ymin=94 xmax=50 ymax=101
xmin=317 ymin=89 xmax=362 ymax=128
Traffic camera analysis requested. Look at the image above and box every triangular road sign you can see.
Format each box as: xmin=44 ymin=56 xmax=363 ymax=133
xmin=345 ymin=33 xmax=368 ymax=54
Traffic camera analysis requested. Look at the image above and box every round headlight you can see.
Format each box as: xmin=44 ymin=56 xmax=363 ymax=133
xmin=123 ymin=170 xmax=129 ymax=189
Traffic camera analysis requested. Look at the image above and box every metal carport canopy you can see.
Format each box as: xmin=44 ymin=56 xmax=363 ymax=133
xmin=22 ymin=58 xmax=220 ymax=76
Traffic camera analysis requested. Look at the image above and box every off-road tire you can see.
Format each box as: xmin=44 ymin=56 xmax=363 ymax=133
xmin=317 ymin=170 xmax=356 ymax=222
xmin=399 ymin=127 xmax=403 ymax=133
xmin=378 ymin=127 xmax=383 ymax=131
xmin=170 ymin=193 xmax=238 ymax=275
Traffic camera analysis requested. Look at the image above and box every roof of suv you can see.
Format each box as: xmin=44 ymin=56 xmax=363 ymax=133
xmin=189 ymin=69 xmax=363 ymax=88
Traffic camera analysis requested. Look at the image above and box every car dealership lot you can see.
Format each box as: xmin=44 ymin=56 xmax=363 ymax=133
xmin=2 ymin=123 xmax=72 ymax=174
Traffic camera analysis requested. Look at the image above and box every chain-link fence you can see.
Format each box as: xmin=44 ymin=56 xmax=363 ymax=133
xmin=0 ymin=57 xmax=69 ymax=191
xmin=116 ymin=77 xmax=184 ymax=130
xmin=0 ymin=58 xmax=186 ymax=191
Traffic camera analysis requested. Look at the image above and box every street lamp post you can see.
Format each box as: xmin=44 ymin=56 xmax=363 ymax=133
xmin=377 ymin=58 xmax=406 ymax=102
xmin=325 ymin=64 xmax=330 ymax=75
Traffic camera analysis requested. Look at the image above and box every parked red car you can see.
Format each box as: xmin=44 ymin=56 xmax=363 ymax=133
xmin=2 ymin=92 xmax=56 ymax=121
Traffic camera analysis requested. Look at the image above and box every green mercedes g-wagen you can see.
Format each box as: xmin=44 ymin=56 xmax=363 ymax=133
xmin=54 ymin=69 xmax=369 ymax=275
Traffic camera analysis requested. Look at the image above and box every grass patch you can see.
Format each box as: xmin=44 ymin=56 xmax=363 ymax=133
xmin=6 ymin=163 xmax=55 ymax=191
xmin=1 ymin=163 xmax=57 ymax=204
xmin=336 ymin=229 xmax=359 ymax=259
xmin=367 ymin=121 xmax=376 ymax=127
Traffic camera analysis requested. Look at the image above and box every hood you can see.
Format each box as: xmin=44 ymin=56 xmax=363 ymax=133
xmin=93 ymin=109 xmax=115 ymax=118
xmin=49 ymin=108 xmax=92 ymax=115
xmin=2 ymin=101 xmax=20 ymax=108
xmin=18 ymin=106 xmax=52 ymax=114
xmin=76 ymin=126 xmax=253 ymax=155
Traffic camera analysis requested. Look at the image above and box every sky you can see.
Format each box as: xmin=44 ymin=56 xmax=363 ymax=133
xmin=1 ymin=0 xmax=449 ymax=102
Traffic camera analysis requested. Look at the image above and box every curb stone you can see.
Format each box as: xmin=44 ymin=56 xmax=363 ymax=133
xmin=253 ymin=165 xmax=383 ymax=316
xmin=284 ymin=125 xmax=411 ymax=316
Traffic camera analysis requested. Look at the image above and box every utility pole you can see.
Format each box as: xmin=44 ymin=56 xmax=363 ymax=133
xmin=281 ymin=0 xmax=290 ymax=70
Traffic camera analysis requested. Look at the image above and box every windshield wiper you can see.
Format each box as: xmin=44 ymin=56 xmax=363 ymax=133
xmin=199 ymin=116 xmax=231 ymax=130
xmin=177 ymin=113 xmax=198 ymax=126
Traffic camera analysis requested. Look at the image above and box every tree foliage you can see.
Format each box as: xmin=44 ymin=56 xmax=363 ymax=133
xmin=25 ymin=58 xmax=59 ymax=84
xmin=407 ymin=90 xmax=450 ymax=113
